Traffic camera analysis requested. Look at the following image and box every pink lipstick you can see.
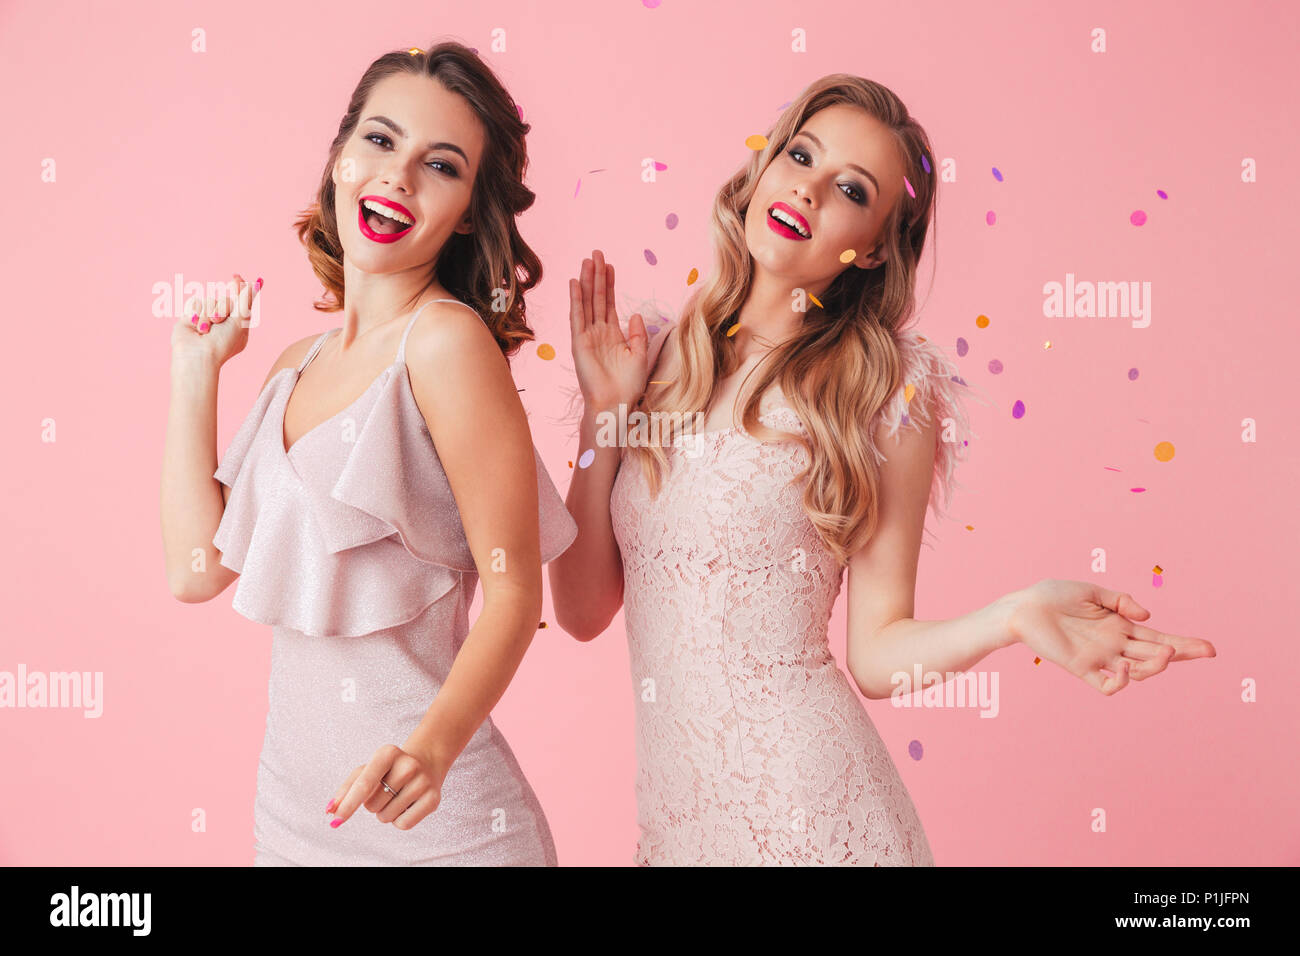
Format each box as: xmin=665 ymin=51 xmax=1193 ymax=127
xmin=766 ymin=201 xmax=812 ymax=241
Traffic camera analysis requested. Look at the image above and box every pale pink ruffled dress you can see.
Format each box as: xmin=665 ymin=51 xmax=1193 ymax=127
xmin=212 ymin=299 xmax=577 ymax=866
xmin=609 ymin=323 xmax=976 ymax=866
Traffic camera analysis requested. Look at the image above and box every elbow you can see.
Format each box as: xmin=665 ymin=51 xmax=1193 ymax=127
xmin=553 ymin=608 xmax=607 ymax=642
xmin=168 ymin=572 xmax=211 ymax=604
xmin=848 ymin=659 xmax=889 ymax=701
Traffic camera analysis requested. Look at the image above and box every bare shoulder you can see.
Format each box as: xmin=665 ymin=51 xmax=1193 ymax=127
xmin=259 ymin=331 xmax=325 ymax=392
xmin=402 ymin=300 xmax=506 ymax=379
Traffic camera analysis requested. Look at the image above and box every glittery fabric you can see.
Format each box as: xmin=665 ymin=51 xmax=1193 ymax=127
xmin=609 ymin=327 xmax=970 ymax=866
xmin=212 ymin=300 xmax=578 ymax=866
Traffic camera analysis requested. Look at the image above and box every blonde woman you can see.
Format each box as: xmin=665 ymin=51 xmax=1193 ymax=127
xmin=162 ymin=42 xmax=575 ymax=865
xmin=551 ymin=74 xmax=1215 ymax=866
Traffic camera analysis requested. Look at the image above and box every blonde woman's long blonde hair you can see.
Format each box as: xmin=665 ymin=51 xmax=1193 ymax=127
xmin=627 ymin=74 xmax=962 ymax=566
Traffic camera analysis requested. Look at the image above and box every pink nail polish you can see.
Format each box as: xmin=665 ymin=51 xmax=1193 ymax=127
xmin=254 ymin=277 xmax=263 ymax=289
xmin=191 ymin=314 xmax=198 ymax=324
xmin=330 ymin=817 xmax=342 ymax=828
xmin=198 ymin=321 xmax=210 ymax=332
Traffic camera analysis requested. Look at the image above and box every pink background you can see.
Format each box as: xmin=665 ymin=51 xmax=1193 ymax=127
xmin=1 ymin=0 xmax=1295 ymax=866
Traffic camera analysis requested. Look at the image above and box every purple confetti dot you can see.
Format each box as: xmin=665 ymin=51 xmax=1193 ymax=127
xmin=952 ymin=375 xmax=967 ymax=386
xmin=900 ymin=414 xmax=910 ymax=427
xmin=1012 ymin=399 xmax=1026 ymax=419
xmin=956 ymin=336 xmax=969 ymax=357
xmin=986 ymin=210 xmax=997 ymax=226
xmin=578 ymin=449 xmax=595 ymax=469
xmin=665 ymin=212 xmax=678 ymax=229
xmin=1131 ymin=209 xmax=1148 ymax=226
xmin=908 ymin=740 xmax=924 ymax=761
xmin=1128 ymin=367 xmax=1140 ymax=380
xmin=1157 ymin=189 xmax=1168 ymax=199
xmin=988 ymin=358 xmax=1003 ymax=374
xmin=644 ymin=249 xmax=657 ymax=265
xmin=646 ymin=325 xmax=660 ymax=336
xmin=921 ymin=154 xmax=931 ymax=174
xmin=992 ymin=166 xmax=1003 ymax=182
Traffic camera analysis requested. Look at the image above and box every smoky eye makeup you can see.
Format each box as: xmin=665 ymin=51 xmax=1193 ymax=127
xmin=787 ymin=138 xmax=869 ymax=205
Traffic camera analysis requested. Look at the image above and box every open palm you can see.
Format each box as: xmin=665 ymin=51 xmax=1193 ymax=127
xmin=569 ymin=249 xmax=649 ymax=413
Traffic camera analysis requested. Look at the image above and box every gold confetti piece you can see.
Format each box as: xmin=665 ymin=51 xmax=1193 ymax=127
xmin=975 ymin=314 xmax=990 ymax=328
xmin=839 ymin=249 xmax=856 ymax=264
xmin=649 ymin=380 xmax=674 ymax=385
xmin=538 ymin=621 xmax=548 ymax=629
xmin=726 ymin=323 xmax=741 ymax=337
xmin=745 ymin=134 xmax=768 ymax=151
xmin=536 ymin=343 xmax=556 ymax=360
xmin=567 ymin=460 xmax=573 ymax=468
xmin=1152 ymin=564 xmax=1163 ymax=575
xmin=964 ymin=524 xmax=975 ymax=531
xmin=904 ymin=383 xmax=916 ymax=403
xmin=1043 ymin=340 xmax=1053 ymax=349
xmin=1154 ymin=441 xmax=1175 ymax=462
xmin=687 ymin=267 xmax=699 ymax=285
xmin=809 ymin=292 xmax=823 ymax=309
xmin=407 ymin=47 xmax=423 ymax=55
xmin=1033 ymin=656 xmax=1042 ymax=666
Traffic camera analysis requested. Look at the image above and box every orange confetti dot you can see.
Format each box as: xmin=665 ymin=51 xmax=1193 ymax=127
xmin=726 ymin=323 xmax=741 ymax=337
xmin=407 ymin=48 xmax=423 ymax=55
xmin=1152 ymin=564 xmax=1163 ymax=575
xmin=839 ymin=249 xmax=856 ymax=264
xmin=975 ymin=314 xmax=990 ymax=328
xmin=687 ymin=267 xmax=699 ymax=285
xmin=1033 ymin=656 xmax=1042 ymax=666
xmin=1154 ymin=441 xmax=1176 ymax=462
xmin=964 ymin=524 xmax=975 ymax=531
xmin=567 ymin=460 xmax=573 ymax=468
xmin=1043 ymin=340 xmax=1053 ymax=349
xmin=904 ymin=383 xmax=916 ymax=403
xmin=536 ymin=343 xmax=556 ymax=360
xmin=809 ymin=292 xmax=823 ymax=309
xmin=745 ymin=134 xmax=769 ymax=151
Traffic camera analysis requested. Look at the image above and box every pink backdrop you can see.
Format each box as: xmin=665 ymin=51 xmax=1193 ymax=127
xmin=1 ymin=0 xmax=1295 ymax=866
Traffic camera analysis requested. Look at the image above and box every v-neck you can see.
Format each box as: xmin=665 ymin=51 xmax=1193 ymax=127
xmin=279 ymin=358 xmax=396 ymax=457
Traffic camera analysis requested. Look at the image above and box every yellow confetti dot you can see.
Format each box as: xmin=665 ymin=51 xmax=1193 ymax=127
xmin=1033 ymin=656 xmax=1042 ymax=666
xmin=726 ymin=323 xmax=741 ymax=337
xmin=1154 ymin=441 xmax=1176 ymax=462
xmin=407 ymin=48 xmax=423 ymax=55
xmin=536 ymin=343 xmax=556 ymax=360
xmin=745 ymin=134 xmax=768 ymax=151
xmin=904 ymin=383 xmax=916 ymax=403
xmin=1152 ymin=564 xmax=1163 ymax=575
xmin=687 ymin=267 xmax=699 ymax=285
xmin=839 ymin=249 xmax=856 ymax=264
xmin=975 ymin=314 xmax=990 ymax=328
xmin=1043 ymin=340 xmax=1053 ymax=349
xmin=809 ymin=293 xmax=823 ymax=309
xmin=649 ymin=380 xmax=674 ymax=385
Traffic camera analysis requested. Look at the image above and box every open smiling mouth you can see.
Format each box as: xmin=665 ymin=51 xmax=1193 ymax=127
xmin=358 ymin=196 xmax=416 ymax=243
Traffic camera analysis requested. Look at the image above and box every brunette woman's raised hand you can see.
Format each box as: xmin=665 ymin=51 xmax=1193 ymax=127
xmin=170 ymin=274 xmax=262 ymax=369
xmin=569 ymin=249 xmax=649 ymax=413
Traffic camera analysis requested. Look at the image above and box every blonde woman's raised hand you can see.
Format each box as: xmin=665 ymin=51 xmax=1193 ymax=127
xmin=569 ymin=250 xmax=649 ymax=414
xmin=170 ymin=273 xmax=262 ymax=369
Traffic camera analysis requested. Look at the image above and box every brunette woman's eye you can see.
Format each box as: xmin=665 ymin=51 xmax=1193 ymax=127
xmin=364 ymin=132 xmax=458 ymax=176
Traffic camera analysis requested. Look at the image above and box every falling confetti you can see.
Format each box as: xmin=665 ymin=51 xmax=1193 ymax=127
xmin=537 ymin=621 xmax=548 ymax=629
xmin=536 ymin=343 xmax=556 ymax=360
xmin=1130 ymin=487 xmax=1147 ymax=493
xmin=1033 ymin=657 xmax=1042 ymax=666
xmin=809 ymin=292 xmax=823 ymax=309
xmin=646 ymin=325 xmax=660 ymax=335
xmin=578 ymin=449 xmax=595 ymax=469
xmin=1131 ymin=210 xmax=1148 ymax=226
xmin=1152 ymin=564 xmax=1163 ymax=574
xmin=965 ymin=524 xmax=975 ymax=531
xmin=1157 ymin=189 xmax=1168 ymax=199
xmin=1152 ymin=574 xmax=1163 ymax=589
xmin=904 ymin=383 xmax=916 ymax=403
xmin=745 ymin=134 xmax=769 ymax=151
xmin=1128 ymin=367 xmax=1140 ymax=380
xmin=986 ymin=211 xmax=997 ymax=226
xmin=975 ymin=314 xmax=990 ymax=329
xmin=654 ymin=161 xmax=668 ymax=171
xmin=1012 ymin=399 xmax=1026 ymax=419
xmin=726 ymin=323 xmax=741 ymax=337
xmin=907 ymin=740 xmax=923 ymax=761
xmin=903 ymin=175 xmax=915 ymax=198
xmin=921 ymin=154 xmax=931 ymax=174
xmin=839 ymin=249 xmax=856 ymax=264
xmin=645 ymin=249 xmax=658 ymax=265
xmin=1153 ymin=441 xmax=1175 ymax=462
xmin=992 ymin=166 xmax=1004 ymax=182
xmin=643 ymin=0 xmax=661 ymax=7
xmin=574 ymin=178 xmax=581 ymax=198
xmin=687 ymin=267 xmax=699 ymax=285
xmin=666 ymin=212 xmax=678 ymax=229
xmin=1043 ymin=340 xmax=1053 ymax=350
xmin=956 ymin=336 xmax=969 ymax=357
xmin=988 ymin=359 xmax=1003 ymax=374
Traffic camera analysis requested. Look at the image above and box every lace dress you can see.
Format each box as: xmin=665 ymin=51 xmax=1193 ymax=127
xmin=608 ymin=325 xmax=971 ymax=866
xmin=212 ymin=300 xmax=577 ymax=865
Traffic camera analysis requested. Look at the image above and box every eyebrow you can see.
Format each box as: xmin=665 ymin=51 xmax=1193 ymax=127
xmin=362 ymin=115 xmax=469 ymax=165
xmin=793 ymin=130 xmax=878 ymax=198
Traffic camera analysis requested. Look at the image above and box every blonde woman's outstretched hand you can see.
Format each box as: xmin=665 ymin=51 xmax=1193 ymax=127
xmin=1008 ymin=578 xmax=1216 ymax=695
xmin=570 ymin=249 xmax=650 ymax=413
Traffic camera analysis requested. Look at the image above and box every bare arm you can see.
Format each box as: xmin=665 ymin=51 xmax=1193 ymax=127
xmin=160 ymin=277 xmax=305 ymax=602
xmin=398 ymin=304 xmax=546 ymax=771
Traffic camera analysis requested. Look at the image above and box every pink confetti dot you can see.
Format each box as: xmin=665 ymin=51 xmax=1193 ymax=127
xmin=903 ymin=175 xmax=915 ymax=198
xmin=986 ymin=210 xmax=997 ymax=226
xmin=653 ymin=161 xmax=667 ymax=171
xmin=642 ymin=0 xmax=661 ymax=6
xmin=644 ymin=249 xmax=657 ymax=265
xmin=1130 ymin=487 xmax=1146 ymax=493
xmin=956 ymin=337 xmax=969 ymax=357
xmin=665 ymin=212 xmax=678 ymax=229
xmin=1152 ymin=573 xmax=1163 ymax=588
xmin=1011 ymin=399 xmax=1025 ymax=419
xmin=988 ymin=359 xmax=1003 ymax=374
xmin=1131 ymin=210 xmax=1148 ymax=226
xmin=908 ymin=740 xmax=923 ymax=761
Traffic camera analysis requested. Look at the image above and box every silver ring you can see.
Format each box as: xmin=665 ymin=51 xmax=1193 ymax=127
xmin=380 ymin=779 xmax=397 ymax=796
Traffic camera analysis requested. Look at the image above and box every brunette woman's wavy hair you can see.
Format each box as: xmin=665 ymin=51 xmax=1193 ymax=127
xmin=627 ymin=73 xmax=947 ymax=565
xmin=293 ymin=40 xmax=540 ymax=356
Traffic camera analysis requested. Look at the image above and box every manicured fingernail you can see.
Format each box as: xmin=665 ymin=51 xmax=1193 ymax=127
xmin=325 ymin=799 xmax=336 ymax=812
xmin=191 ymin=314 xmax=198 ymax=324
xmin=254 ymin=277 xmax=263 ymax=289
xmin=198 ymin=321 xmax=210 ymax=332
xmin=330 ymin=817 xmax=342 ymax=828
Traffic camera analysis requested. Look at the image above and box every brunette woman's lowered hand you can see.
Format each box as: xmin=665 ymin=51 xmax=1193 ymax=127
xmin=569 ymin=250 xmax=649 ymax=414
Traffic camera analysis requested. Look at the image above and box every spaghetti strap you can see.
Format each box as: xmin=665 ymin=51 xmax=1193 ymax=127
xmin=396 ymin=298 xmax=482 ymax=364
xmin=296 ymin=329 xmax=335 ymax=374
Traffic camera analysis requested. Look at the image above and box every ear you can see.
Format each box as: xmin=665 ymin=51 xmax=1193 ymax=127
xmin=857 ymin=244 xmax=887 ymax=270
xmin=453 ymin=215 xmax=474 ymax=236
